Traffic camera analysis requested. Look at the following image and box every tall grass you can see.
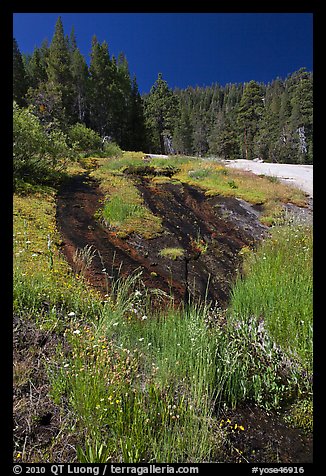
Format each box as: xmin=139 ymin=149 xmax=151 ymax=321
xmin=51 ymin=277 xmax=221 ymax=463
xmin=215 ymin=222 xmax=313 ymax=410
xmin=229 ymin=223 xmax=313 ymax=369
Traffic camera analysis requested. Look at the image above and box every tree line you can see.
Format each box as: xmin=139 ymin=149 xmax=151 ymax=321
xmin=13 ymin=16 xmax=313 ymax=165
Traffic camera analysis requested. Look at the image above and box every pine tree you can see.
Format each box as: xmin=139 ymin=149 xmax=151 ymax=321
xmin=24 ymin=40 xmax=49 ymax=90
xmin=111 ymin=52 xmax=132 ymax=146
xmin=13 ymin=38 xmax=28 ymax=106
xmin=288 ymin=68 xmax=313 ymax=163
xmin=173 ymin=107 xmax=193 ymax=155
xmin=144 ymin=73 xmax=178 ymax=154
xmin=209 ymin=113 xmax=239 ymax=159
xmin=69 ymin=27 xmax=89 ymax=124
xmin=128 ymin=76 xmax=147 ymax=151
xmin=46 ymin=16 xmax=74 ymax=124
xmin=88 ymin=36 xmax=114 ymax=137
xmin=237 ymin=80 xmax=264 ymax=160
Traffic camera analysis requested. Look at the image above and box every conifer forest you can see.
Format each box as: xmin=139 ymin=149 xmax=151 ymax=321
xmin=13 ymin=16 xmax=313 ymax=166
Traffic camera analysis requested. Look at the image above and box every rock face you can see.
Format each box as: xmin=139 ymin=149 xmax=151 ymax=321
xmin=56 ymin=173 xmax=267 ymax=307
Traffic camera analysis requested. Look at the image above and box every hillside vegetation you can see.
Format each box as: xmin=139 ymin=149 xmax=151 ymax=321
xmin=14 ymin=151 xmax=312 ymax=463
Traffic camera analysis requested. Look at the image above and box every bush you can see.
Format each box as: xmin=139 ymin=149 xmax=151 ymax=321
xmin=68 ymin=123 xmax=102 ymax=155
xmin=13 ymin=102 xmax=70 ymax=184
xmin=102 ymin=140 xmax=123 ymax=158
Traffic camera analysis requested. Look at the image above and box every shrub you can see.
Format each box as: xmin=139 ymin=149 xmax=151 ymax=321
xmin=102 ymin=140 xmax=123 ymax=158
xmin=68 ymin=123 xmax=102 ymax=155
xmin=13 ymin=102 xmax=70 ymax=184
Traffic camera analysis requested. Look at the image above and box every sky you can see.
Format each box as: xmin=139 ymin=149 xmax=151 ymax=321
xmin=13 ymin=13 xmax=313 ymax=94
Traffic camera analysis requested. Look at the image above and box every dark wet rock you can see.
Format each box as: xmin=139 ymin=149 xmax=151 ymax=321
xmin=56 ymin=174 xmax=268 ymax=307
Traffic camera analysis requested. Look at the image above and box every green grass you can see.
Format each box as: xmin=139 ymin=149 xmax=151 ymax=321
xmin=229 ymin=223 xmax=313 ymax=369
xmin=103 ymin=196 xmax=146 ymax=225
xmin=216 ymin=221 xmax=313 ymax=411
xmin=91 ymin=155 xmax=163 ymax=239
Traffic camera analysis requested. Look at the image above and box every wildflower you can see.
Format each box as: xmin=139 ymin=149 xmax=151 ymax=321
xmin=112 ymin=322 xmax=119 ymax=327
xmin=63 ymin=363 xmax=69 ymax=368
xmin=73 ymin=329 xmax=81 ymax=335
xmin=141 ymin=315 xmax=148 ymax=320
xmin=135 ymin=290 xmax=142 ymax=297
xmin=68 ymin=311 xmax=76 ymax=317
xmin=138 ymin=337 xmax=144 ymax=342
xmin=239 ymin=425 xmax=245 ymax=431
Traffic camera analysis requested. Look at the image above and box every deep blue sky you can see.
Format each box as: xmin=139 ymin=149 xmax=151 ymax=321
xmin=13 ymin=13 xmax=313 ymax=94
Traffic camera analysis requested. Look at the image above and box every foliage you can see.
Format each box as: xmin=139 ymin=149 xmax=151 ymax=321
xmin=171 ymin=71 xmax=312 ymax=163
xmin=14 ymin=14 xmax=312 ymax=163
xmin=229 ymin=223 xmax=313 ymax=369
xmin=237 ymin=81 xmax=264 ymax=160
xmin=68 ymin=123 xmax=102 ymax=154
xmin=13 ymin=38 xmax=28 ymax=106
xmin=13 ymin=102 xmax=70 ymax=184
xmin=143 ymin=73 xmax=179 ymax=154
xmin=102 ymin=141 xmax=124 ymax=158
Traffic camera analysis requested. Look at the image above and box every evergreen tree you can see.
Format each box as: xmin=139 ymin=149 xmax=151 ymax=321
xmin=46 ymin=16 xmax=74 ymax=125
xmin=26 ymin=81 xmax=66 ymax=132
xmin=69 ymin=27 xmax=89 ymax=124
xmin=173 ymin=107 xmax=193 ymax=155
xmin=111 ymin=52 xmax=132 ymax=146
xmin=237 ymin=80 xmax=264 ymax=160
xmin=13 ymin=38 xmax=28 ymax=106
xmin=128 ymin=76 xmax=147 ymax=151
xmin=209 ymin=113 xmax=239 ymax=159
xmin=287 ymin=68 xmax=313 ymax=163
xmin=192 ymin=110 xmax=209 ymax=156
xmin=23 ymin=40 xmax=49 ymax=90
xmin=88 ymin=36 xmax=114 ymax=137
xmin=144 ymin=73 xmax=178 ymax=154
